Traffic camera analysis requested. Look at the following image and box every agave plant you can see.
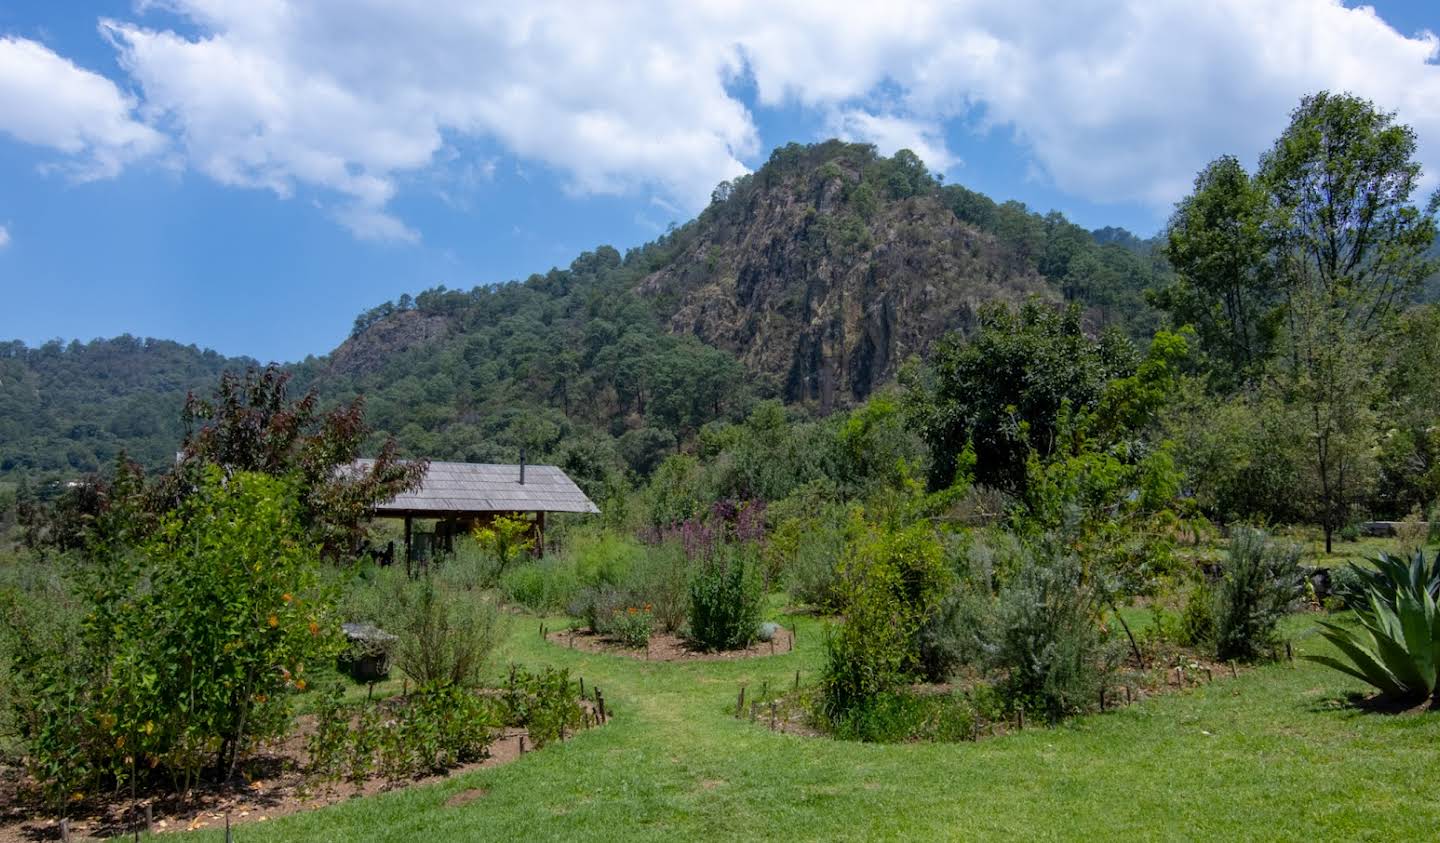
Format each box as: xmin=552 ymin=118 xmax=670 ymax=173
xmin=1308 ymin=550 xmax=1440 ymax=702
xmin=1330 ymin=548 xmax=1440 ymax=610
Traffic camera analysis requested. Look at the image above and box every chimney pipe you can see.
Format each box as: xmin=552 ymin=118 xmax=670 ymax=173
xmin=519 ymin=447 xmax=526 ymax=485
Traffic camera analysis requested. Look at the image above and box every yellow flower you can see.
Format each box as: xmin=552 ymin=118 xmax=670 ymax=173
xmin=295 ymin=679 xmax=306 ymax=690
xmin=267 ymin=614 xmax=279 ymax=628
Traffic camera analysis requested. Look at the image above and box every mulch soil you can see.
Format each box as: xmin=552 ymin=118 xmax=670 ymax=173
xmin=544 ymin=627 xmax=796 ymax=662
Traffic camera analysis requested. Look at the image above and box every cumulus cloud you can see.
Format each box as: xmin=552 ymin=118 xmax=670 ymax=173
xmin=0 ymin=36 xmax=166 ymax=179
xmin=827 ymin=110 xmax=959 ymax=172
xmin=13 ymin=1 xmax=1440 ymax=239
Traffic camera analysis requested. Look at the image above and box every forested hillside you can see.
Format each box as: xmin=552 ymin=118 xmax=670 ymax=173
xmin=0 ymin=142 xmax=1195 ymax=490
xmin=0 ymin=337 xmax=253 ymax=477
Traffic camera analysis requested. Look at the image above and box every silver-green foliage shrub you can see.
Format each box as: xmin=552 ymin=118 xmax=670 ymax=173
xmin=1214 ymin=528 xmax=1301 ymax=662
xmin=992 ymin=550 xmax=1116 ymax=722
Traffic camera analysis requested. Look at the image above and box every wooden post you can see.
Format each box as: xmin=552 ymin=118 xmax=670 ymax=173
xmin=596 ymin=689 xmax=606 ymax=723
xmin=519 ymin=734 xmax=527 ymax=754
xmin=972 ymin=718 xmax=980 ymax=741
xmin=794 ymin=670 xmax=800 ymax=691
xmin=1016 ymin=705 xmax=1025 ymax=731
xmin=537 ymin=511 xmax=546 ymax=558
xmin=1099 ymin=687 xmax=1106 ymax=712
xmin=1125 ymin=685 xmax=1132 ymax=705
xmin=736 ymin=685 xmax=746 ymax=718
xmin=145 ymin=803 xmax=154 ymax=833
xmin=225 ymin=814 xmax=233 ymax=843
xmin=1229 ymin=661 xmax=1238 ymax=678
xmin=1286 ymin=641 xmax=1294 ymax=663
xmin=404 ymin=516 xmax=413 ymax=578
xmin=60 ymin=818 xmax=70 ymax=843
xmin=579 ymin=677 xmax=585 ymax=701
xmin=770 ymin=702 xmax=777 ymax=731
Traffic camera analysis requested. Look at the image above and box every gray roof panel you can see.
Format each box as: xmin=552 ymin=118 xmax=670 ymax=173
xmin=353 ymin=459 xmax=601 ymax=515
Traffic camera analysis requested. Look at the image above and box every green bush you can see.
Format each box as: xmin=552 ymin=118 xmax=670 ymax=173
xmin=501 ymin=559 xmax=581 ymax=614
xmin=387 ymin=575 xmax=504 ymax=688
xmin=821 ymin=521 xmax=950 ymax=718
xmin=606 ymin=605 xmax=656 ymax=648
xmin=1178 ymin=577 xmax=1217 ymax=647
xmin=689 ymin=543 xmax=765 ymax=651
xmin=2 ymin=469 xmax=342 ymax=806
xmin=1214 ymin=528 xmax=1301 ymax=662
xmin=1309 ymin=549 xmax=1440 ymax=701
xmin=501 ymin=666 xmax=585 ymax=747
xmin=624 ymin=542 xmax=691 ymax=632
xmin=781 ymin=505 xmax=850 ymax=610
xmin=992 ymin=550 xmax=1115 ymax=722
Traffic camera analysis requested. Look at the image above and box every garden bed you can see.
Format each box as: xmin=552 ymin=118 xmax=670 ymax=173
xmin=545 ymin=626 xmax=795 ymax=662
xmin=750 ymin=648 xmax=1259 ymax=743
xmin=0 ymin=696 xmax=603 ymax=842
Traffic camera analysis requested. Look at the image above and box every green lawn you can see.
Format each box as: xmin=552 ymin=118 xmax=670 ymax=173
xmin=181 ymin=606 xmax=1440 ymax=843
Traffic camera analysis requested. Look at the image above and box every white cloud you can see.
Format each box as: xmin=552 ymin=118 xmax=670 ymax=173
xmin=0 ymin=36 xmax=165 ymax=179
xmin=827 ymin=110 xmax=960 ymax=173
xmin=0 ymin=225 xmax=10 ymax=249
xmin=15 ymin=1 xmax=1440 ymax=239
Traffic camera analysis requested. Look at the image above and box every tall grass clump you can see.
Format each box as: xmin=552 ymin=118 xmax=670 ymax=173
xmin=1213 ymin=527 xmax=1302 ymax=662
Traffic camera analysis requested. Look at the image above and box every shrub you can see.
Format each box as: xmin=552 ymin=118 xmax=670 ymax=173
xmin=472 ymin=515 xmax=535 ymax=580
xmin=917 ymin=587 xmax=992 ymax=682
xmin=387 ymin=575 xmax=503 ymax=688
xmin=1178 ymin=578 xmax=1217 ymax=647
xmin=782 ymin=506 xmax=850 ymax=610
xmin=606 ymin=605 xmax=656 ymax=648
xmin=501 ymin=666 xmax=584 ymax=747
xmin=624 ymin=542 xmax=691 ymax=632
xmin=1213 ymin=528 xmax=1302 ymax=662
xmin=822 ymin=521 xmax=950 ymax=718
xmin=3 ymin=469 xmax=342 ymax=805
xmin=1309 ymin=549 xmax=1440 ymax=701
xmin=992 ymin=550 xmax=1115 ymax=722
xmin=689 ymin=543 xmax=765 ymax=651
xmin=501 ymin=559 xmax=581 ymax=614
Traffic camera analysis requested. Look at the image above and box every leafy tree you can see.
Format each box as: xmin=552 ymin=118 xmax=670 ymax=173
xmin=904 ymin=300 xmax=1138 ymax=495
xmin=172 ymin=365 xmax=425 ymax=558
xmin=1157 ymin=155 xmax=1279 ymax=384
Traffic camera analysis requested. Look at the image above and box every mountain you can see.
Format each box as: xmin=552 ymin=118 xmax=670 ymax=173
xmin=639 ymin=142 xmax=1052 ymax=408
xmin=0 ymin=141 xmax=1174 ymax=489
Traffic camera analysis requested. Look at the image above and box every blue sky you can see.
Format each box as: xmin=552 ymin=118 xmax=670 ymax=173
xmin=0 ymin=1 xmax=1436 ymax=363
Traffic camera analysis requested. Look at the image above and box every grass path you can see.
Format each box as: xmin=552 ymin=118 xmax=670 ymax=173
xmin=191 ymin=610 xmax=1440 ymax=841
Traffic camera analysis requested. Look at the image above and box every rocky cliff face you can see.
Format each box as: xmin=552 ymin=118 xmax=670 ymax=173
xmin=329 ymin=309 xmax=449 ymax=377
xmin=638 ymin=143 xmax=1053 ymax=410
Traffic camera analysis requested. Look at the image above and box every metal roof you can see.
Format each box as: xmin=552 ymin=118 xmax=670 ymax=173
xmin=354 ymin=459 xmax=600 ymax=515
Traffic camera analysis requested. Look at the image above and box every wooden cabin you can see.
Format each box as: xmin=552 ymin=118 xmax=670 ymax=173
xmin=354 ymin=458 xmax=599 ymax=572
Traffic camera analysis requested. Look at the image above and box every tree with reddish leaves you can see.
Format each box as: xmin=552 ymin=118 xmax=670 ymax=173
xmin=166 ymin=365 xmax=426 ymax=559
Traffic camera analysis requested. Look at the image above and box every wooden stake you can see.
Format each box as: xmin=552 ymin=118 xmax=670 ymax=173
xmin=770 ymin=702 xmax=777 ymax=731
xmin=519 ymin=734 xmax=526 ymax=754
xmin=972 ymin=718 xmax=981 ymax=741
xmin=769 ymin=638 xmax=775 ymax=655
xmin=60 ymin=818 xmax=70 ymax=843
xmin=145 ymin=803 xmax=153 ymax=832
xmin=1125 ymin=685 xmax=1132 ymax=705
xmin=736 ymin=685 xmax=746 ymax=718
xmin=579 ymin=677 xmax=585 ymax=701
xmin=225 ymin=814 xmax=233 ymax=843
xmin=597 ymin=689 xmax=607 ymax=723
xmin=1016 ymin=705 xmax=1025 ymax=731
xmin=1229 ymin=660 xmax=1238 ymax=679
xmin=1099 ymin=687 xmax=1106 ymax=712
xmin=794 ymin=670 xmax=800 ymax=691
xmin=1204 ymin=667 xmax=1213 ymax=683
xmin=1286 ymin=641 xmax=1294 ymax=663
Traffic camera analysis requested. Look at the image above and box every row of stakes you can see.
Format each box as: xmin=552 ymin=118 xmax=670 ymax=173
xmin=85 ymin=660 xmax=615 ymax=843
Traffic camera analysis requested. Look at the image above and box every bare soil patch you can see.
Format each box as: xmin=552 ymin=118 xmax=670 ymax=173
xmin=545 ymin=627 xmax=795 ymax=662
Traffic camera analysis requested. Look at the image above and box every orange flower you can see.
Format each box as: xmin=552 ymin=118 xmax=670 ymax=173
xmin=282 ymin=593 xmax=293 ymax=603
xmin=308 ymin=620 xmax=320 ymax=636
xmin=267 ymin=614 xmax=279 ymax=628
